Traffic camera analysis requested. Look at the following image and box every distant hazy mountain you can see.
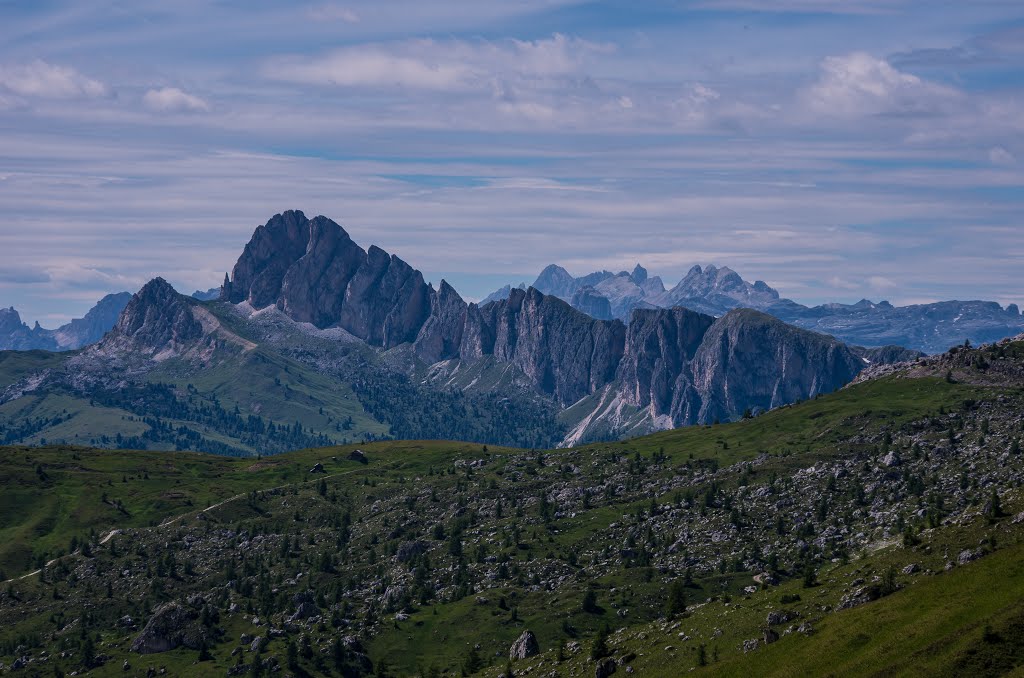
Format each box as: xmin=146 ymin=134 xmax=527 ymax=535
xmin=484 ymin=263 xmax=1023 ymax=354
xmin=0 ymin=210 xmax=906 ymax=452
xmin=479 ymin=283 xmax=525 ymax=306
xmin=0 ymin=292 xmax=131 ymax=351
xmin=191 ymin=288 xmax=221 ymax=301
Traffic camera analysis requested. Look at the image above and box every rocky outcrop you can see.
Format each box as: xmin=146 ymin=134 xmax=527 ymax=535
xmin=689 ymin=309 xmax=863 ymax=424
xmin=131 ymin=602 xmax=207 ymax=654
xmin=615 ymin=307 xmax=715 ymax=419
xmin=461 ymin=288 xmax=625 ymax=406
xmin=414 ymin=280 xmax=467 ymax=362
xmin=106 ymin=278 xmax=203 ymax=357
xmin=226 ymin=211 xmax=431 ymax=350
xmin=509 ymin=629 xmax=540 ymax=660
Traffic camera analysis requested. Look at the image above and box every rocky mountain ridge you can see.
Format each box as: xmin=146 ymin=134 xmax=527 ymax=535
xmin=0 ymin=292 xmax=131 ymax=351
xmin=0 ymin=210 xmax=924 ymax=450
xmin=217 ymin=211 xmax=881 ymax=440
xmin=484 ymin=263 xmax=1024 ymax=354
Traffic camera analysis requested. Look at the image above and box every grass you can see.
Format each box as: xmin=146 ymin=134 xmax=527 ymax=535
xmin=0 ymin=439 xmax=506 ymax=579
xmin=0 ymin=366 xmax=1015 ymax=676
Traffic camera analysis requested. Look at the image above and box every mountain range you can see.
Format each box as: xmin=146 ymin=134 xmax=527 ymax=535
xmin=0 ymin=210 xmax=921 ymax=452
xmin=0 ymin=292 xmax=132 ymax=351
xmin=484 ymin=263 xmax=1024 ymax=354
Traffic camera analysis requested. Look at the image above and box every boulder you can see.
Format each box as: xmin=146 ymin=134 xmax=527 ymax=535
xmin=509 ymin=630 xmax=540 ymax=660
xmin=838 ymin=585 xmax=882 ymax=610
xmin=958 ymin=549 xmax=981 ymax=565
xmin=766 ymin=610 xmax=798 ymax=626
xmin=595 ymin=657 xmax=617 ymax=678
xmin=131 ymin=603 xmax=205 ymax=654
xmin=396 ymin=540 xmax=428 ymax=563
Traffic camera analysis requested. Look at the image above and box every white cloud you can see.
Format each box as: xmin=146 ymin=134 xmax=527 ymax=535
xmin=803 ymin=52 xmax=959 ymax=118
xmin=143 ymin=87 xmax=209 ymax=113
xmin=989 ymin=146 xmax=1016 ymax=166
xmin=826 ymin=275 xmax=859 ymax=290
xmin=264 ymin=34 xmax=606 ymax=91
xmin=306 ymin=4 xmax=360 ymax=23
xmin=0 ymin=60 xmax=108 ymax=99
xmin=867 ymin=275 xmax=898 ymax=291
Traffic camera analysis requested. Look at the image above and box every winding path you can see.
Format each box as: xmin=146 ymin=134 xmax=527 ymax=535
xmin=2 ymin=465 xmax=367 ymax=585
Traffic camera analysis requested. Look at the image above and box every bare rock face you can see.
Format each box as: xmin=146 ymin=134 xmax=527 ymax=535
xmin=225 ymin=211 xmax=432 ymax=350
xmin=616 ymin=307 xmax=715 ymax=416
xmin=414 ymin=281 xmax=468 ymax=362
xmin=509 ymin=629 xmax=540 ymax=660
xmin=463 ymin=288 xmax=625 ymax=406
xmin=571 ymin=286 xmax=614 ymax=321
xmin=109 ymin=278 xmax=203 ymax=356
xmin=690 ymin=308 xmax=863 ymax=424
xmin=131 ymin=602 xmax=206 ymax=654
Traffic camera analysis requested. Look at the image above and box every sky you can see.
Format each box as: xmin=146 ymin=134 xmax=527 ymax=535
xmin=0 ymin=1 xmax=1022 ymax=326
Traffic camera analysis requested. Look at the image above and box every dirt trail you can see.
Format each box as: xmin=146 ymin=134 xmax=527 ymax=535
xmin=2 ymin=466 xmax=365 ymax=585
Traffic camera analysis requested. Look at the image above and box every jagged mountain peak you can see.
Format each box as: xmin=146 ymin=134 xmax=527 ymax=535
xmin=226 ymin=210 xmax=431 ymax=349
xmin=0 ymin=306 xmax=23 ymax=332
xmin=110 ymin=277 xmax=201 ymax=351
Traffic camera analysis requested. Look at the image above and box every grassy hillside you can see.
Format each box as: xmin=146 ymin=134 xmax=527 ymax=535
xmin=1 ymin=338 xmax=1022 ymax=677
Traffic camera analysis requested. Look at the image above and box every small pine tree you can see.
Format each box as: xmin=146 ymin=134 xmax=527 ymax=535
xmin=591 ymin=625 xmax=610 ymax=660
xmin=986 ymin=489 xmax=1005 ymax=522
xmin=666 ymin=580 xmax=687 ymax=617
xmin=802 ymin=561 xmax=818 ymax=588
xmin=880 ymin=566 xmax=899 ymax=596
xmin=462 ymin=646 xmax=484 ymax=675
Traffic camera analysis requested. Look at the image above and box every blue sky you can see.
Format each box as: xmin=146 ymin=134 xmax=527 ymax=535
xmin=0 ymin=0 xmax=1022 ymax=325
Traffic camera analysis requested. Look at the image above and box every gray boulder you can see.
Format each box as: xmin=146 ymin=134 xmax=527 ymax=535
xmin=509 ymin=629 xmax=540 ymax=660
xmin=131 ymin=602 xmax=206 ymax=654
